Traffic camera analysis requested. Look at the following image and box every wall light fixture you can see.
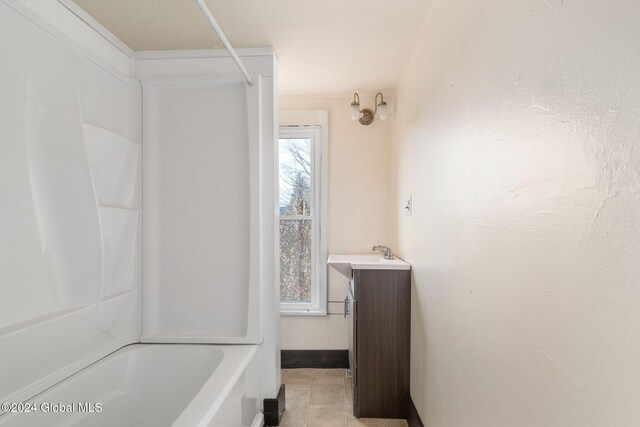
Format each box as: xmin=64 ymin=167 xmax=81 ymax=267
xmin=350 ymin=92 xmax=388 ymax=125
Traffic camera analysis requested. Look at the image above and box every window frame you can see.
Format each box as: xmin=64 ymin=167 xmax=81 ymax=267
xmin=278 ymin=111 xmax=328 ymax=315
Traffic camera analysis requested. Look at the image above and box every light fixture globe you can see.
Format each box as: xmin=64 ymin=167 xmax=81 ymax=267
xmin=350 ymin=102 xmax=362 ymax=120
xmin=377 ymin=101 xmax=388 ymax=120
xmin=350 ymin=92 xmax=362 ymax=120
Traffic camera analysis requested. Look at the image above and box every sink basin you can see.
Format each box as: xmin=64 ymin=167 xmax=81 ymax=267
xmin=327 ymin=254 xmax=410 ymax=279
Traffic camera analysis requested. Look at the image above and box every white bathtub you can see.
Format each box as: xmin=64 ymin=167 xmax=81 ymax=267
xmin=0 ymin=344 xmax=263 ymax=427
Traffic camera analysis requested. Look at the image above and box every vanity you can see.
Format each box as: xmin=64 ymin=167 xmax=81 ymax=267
xmin=328 ymin=254 xmax=411 ymax=419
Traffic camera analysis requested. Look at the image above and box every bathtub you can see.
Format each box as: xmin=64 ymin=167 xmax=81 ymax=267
xmin=0 ymin=344 xmax=263 ymax=427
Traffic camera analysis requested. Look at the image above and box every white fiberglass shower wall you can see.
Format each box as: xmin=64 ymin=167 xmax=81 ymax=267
xmin=0 ymin=0 xmax=141 ymax=404
xmin=0 ymin=0 xmax=279 ymax=411
xmin=137 ymin=50 xmax=281 ymax=399
xmin=137 ymin=52 xmax=277 ymax=346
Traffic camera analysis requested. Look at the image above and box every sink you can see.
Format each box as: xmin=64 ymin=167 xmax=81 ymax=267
xmin=327 ymin=254 xmax=410 ymax=279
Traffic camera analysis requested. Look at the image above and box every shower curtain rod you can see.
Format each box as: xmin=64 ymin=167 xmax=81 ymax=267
xmin=193 ymin=0 xmax=255 ymax=86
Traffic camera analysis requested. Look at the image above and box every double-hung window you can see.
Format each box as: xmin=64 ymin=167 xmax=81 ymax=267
xmin=279 ymin=111 xmax=327 ymax=314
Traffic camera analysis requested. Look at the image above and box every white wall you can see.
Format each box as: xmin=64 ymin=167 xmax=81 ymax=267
xmin=393 ymin=0 xmax=640 ymax=425
xmin=279 ymin=95 xmax=393 ymax=350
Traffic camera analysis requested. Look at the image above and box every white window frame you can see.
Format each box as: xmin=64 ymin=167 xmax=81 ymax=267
xmin=279 ymin=110 xmax=328 ymax=315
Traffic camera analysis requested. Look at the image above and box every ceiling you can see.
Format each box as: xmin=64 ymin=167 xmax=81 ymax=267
xmin=73 ymin=0 xmax=431 ymax=96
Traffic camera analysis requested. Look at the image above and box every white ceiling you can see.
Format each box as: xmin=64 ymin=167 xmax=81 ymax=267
xmin=73 ymin=0 xmax=431 ymax=96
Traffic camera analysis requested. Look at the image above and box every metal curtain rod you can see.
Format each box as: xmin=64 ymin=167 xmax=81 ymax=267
xmin=193 ymin=0 xmax=254 ymax=86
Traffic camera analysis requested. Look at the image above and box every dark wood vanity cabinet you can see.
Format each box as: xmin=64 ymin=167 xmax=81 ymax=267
xmin=348 ymin=268 xmax=411 ymax=419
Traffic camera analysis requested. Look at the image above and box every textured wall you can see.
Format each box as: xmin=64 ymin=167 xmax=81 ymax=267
xmin=392 ymin=0 xmax=640 ymax=425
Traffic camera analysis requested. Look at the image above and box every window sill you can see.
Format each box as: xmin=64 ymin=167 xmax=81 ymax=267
xmin=280 ymin=309 xmax=327 ymax=316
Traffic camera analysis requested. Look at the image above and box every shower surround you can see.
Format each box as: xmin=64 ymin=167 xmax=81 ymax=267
xmin=0 ymin=0 xmax=278 ymax=425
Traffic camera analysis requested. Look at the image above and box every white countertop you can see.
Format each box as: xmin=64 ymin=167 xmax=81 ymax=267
xmin=327 ymin=254 xmax=410 ymax=279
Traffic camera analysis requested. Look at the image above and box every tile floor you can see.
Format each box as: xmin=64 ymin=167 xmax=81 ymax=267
xmin=280 ymin=368 xmax=409 ymax=427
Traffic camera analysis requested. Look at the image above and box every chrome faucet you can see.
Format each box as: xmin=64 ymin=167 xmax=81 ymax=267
xmin=372 ymin=245 xmax=394 ymax=260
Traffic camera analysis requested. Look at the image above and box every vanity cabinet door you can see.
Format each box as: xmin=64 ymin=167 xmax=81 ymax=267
xmin=352 ymin=269 xmax=411 ymax=419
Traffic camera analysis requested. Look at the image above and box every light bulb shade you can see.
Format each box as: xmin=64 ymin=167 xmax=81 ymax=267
xmin=377 ymin=102 xmax=388 ymax=120
xmin=350 ymin=103 xmax=362 ymax=121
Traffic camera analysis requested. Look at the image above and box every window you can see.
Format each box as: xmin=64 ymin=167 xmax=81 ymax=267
xmin=279 ymin=111 xmax=327 ymax=314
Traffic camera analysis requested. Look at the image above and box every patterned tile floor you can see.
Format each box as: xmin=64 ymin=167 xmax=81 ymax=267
xmin=280 ymin=369 xmax=409 ymax=427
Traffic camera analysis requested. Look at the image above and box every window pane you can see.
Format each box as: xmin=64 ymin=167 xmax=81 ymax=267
xmin=280 ymin=219 xmax=312 ymax=303
xmin=279 ymin=138 xmax=311 ymax=216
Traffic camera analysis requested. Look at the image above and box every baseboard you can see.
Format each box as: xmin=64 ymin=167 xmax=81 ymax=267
xmin=281 ymin=350 xmax=349 ymax=369
xmin=406 ymin=395 xmax=425 ymax=427
xmin=263 ymin=384 xmax=285 ymax=426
